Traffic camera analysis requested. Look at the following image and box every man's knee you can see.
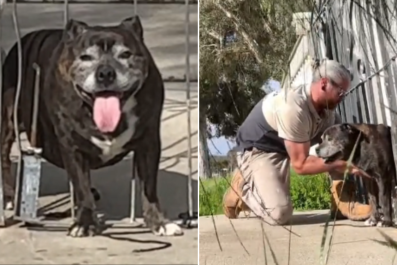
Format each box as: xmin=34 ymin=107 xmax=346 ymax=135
xmin=266 ymin=204 xmax=293 ymax=225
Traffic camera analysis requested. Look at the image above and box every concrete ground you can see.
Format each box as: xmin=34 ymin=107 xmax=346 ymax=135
xmin=0 ymin=3 xmax=198 ymax=265
xmin=200 ymin=211 xmax=397 ymax=265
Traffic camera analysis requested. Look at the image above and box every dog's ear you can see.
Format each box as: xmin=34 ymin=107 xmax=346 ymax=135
xmin=340 ymin=123 xmax=354 ymax=133
xmin=64 ymin=19 xmax=88 ymax=41
xmin=341 ymin=123 xmax=369 ymax=142
xmin=120 ymin=16 xmax=144 ymax=41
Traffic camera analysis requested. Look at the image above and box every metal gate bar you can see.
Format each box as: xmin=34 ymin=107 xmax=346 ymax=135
xmin=0 ymin=0 xmax=196 ymax=229
xmin=183 ymin=0 xmax=194 ymax=225
xmin=0 ymin=0 xmax=5 ymax=226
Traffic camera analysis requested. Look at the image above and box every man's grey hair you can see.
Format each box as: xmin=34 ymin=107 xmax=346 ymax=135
xmin=312 ymin=59 xmax=351 ymax=84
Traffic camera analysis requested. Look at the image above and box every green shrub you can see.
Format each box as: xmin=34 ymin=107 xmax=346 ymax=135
xmin=290 ymin=172 xmax=331 ymax=211
xmin=199 ymin=177 xmax=230 ymax=216
xmin=199 ymin=172 xmax=331 ymax=216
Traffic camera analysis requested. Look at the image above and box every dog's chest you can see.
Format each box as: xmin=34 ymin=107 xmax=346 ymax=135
xmin=90 ymin=97 xmax=139 ymax=162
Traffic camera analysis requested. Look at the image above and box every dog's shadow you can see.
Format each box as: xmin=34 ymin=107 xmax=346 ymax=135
xmin=242 ymin=212 xmax=370 ymax=227
xmin=287 ymin=213 xmax=373 ymax=228
xmin=10 ymin=159 xmax=198 ymax=224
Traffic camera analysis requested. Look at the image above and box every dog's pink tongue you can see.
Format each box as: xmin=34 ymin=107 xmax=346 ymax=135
xmin=93 ymin=96 xmax=121 ymax=133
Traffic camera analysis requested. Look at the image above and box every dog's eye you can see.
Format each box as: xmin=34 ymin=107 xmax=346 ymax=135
xmin=80 ymin=54 xmax=94 ymax=61
xmin=119 ymin=51 xmax=132 ymax=59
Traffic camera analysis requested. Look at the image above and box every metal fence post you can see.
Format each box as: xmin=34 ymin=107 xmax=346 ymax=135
xmin=0 ymin=0 xmax=6 ymax=226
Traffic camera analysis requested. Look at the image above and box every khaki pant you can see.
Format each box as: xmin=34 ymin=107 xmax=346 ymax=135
xmin=237 ymin=148 xmax=293 ymax=225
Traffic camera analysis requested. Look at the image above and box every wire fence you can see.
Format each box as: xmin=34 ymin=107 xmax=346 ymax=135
xmin=0 ymin=0 xmax=196 ymax=226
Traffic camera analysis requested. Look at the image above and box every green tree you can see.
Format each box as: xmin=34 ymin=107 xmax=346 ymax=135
xmin=200 ymin=0 xmax=313 ymax=136
xmin=199 ymin=0 xmax=314 ymax=177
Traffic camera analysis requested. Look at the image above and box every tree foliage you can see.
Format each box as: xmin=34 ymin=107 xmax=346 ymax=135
xmin=200 ymin=0 xmax=314 ymax=138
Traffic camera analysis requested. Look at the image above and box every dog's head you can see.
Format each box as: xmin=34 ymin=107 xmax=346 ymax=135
xmin=58 ymin=16 xmax=148 ymax=133
xmin=59 ymin=16 xmax=147 ymax=99
xmin=315 ymin=123 xmax=364 ymax=163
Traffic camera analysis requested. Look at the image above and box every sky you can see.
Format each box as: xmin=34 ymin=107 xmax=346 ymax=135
xmin=207 ymin=79 xmax=281 ymax=156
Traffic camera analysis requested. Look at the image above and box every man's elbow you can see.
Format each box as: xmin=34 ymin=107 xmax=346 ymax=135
xmin=291 ymin=162 xmax=305 ymax=175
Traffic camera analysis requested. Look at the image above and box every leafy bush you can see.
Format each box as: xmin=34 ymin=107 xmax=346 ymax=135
xmin=199 ymin=177 xmax=230 ymax=216
xmin=290 ymin=172 xmax=331 ymax=211
xmin=199 ymin=172 xmax=331 ymax=216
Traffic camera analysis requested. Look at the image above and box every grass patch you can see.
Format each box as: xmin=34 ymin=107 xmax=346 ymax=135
xmin=199 ymin=171 xmax=331 ymax=216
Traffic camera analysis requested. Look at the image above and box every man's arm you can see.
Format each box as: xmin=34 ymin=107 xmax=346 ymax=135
xmin=275 ymin=104 xmax=345 ymax=175
xmin=284 ymin=140 xmax=341 ymax=175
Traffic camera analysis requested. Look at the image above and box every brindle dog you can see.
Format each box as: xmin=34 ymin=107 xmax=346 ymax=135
xmin=1 ymin=16 xmax=183 ymax=237
xmin=315 ymin=123 xmax=396 ymax=227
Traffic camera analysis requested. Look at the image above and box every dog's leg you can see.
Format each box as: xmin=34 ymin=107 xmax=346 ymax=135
xmin=376 ymin=178 xmax=393 ymax=227
xmin=135 ymin=131 xmax=183 ymax=236
xmin=61 ymin=151 xmax=100 ymax=237
xmin=0 ymin=89 xmax=16 ymax=210
xmin=365 ymin=180 xmax=380 ymax=226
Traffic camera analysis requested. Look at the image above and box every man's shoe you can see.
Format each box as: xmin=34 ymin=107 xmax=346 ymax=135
xmin=223 ymin=169 xmax=251 ymax=218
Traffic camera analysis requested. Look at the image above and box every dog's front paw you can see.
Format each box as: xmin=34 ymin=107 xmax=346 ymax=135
xmin=153 ymin=223 xmax=184 ymax=236
xmin=67 ymin=207 xmax=101 ymax=237
xmin=364 ymin=218 xmax=378 ymax=226
xmin=4 ymin=185 xmax=15 ymax=210
xmin=377 ymin=220 xmax=394 ymax=227
xmin=4 ymin=197 xmax=14 ymax=210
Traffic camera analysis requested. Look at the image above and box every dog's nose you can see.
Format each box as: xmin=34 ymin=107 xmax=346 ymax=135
xmin=96 ymin=65 xmax=116 ymax=86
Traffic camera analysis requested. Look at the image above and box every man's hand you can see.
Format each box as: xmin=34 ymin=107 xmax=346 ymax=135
xmin=351 ymin=166 xmax=372 ymax=178
xmin=330 ymin=160 xmax=371 ymax=178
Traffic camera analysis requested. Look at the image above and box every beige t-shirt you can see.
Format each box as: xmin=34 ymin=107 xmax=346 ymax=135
xmin=262 ymin=85 xmax=340 ymax=143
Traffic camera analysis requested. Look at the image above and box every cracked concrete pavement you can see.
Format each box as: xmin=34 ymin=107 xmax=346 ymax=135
xmin=200 ymin=211 xmax=397 ymax=265
xmin=0 ymin=3 xmax=198 ymax=264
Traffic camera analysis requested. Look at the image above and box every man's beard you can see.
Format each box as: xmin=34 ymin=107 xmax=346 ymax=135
xmin=322 ymin=100 xmax=339 ymax=111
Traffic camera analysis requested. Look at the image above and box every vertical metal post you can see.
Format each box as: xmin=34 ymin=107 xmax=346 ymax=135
xmin=129 ymin=153 xmax=136 ymax=223
xmin=129 ymin=0 xmax=138 ymax=223
xmin=0 ymin=0 xmax=6 ymax=226
xmin=64 ymin=0 xmax=69 ymax=25
xmin=185 ymin=0 xmax=193 ymax=220
xmin=133 ymin=0 xmax=137 ymax=16
xmin=12 ymin=0 xmax=24 ymax=221
xmin=62 ymin=0 xmax=75 ymax=221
